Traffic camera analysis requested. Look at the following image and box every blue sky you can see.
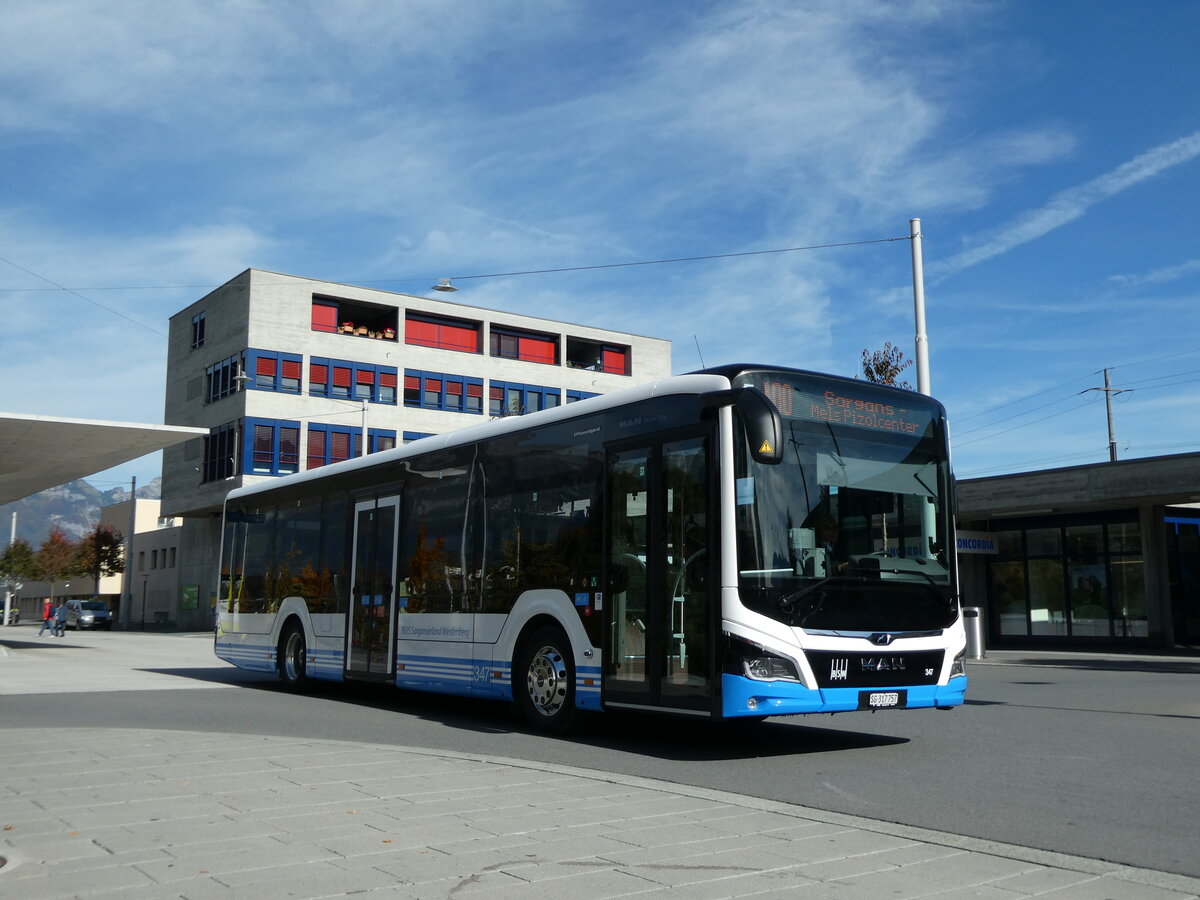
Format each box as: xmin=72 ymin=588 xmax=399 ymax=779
xmin=2 ymin=0 xmax=1198 ymax=492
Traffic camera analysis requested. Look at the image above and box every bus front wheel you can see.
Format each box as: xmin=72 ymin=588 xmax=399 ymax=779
xmin=515 ymin=626 xmax=576 ymax=733
xmin=278 ymin=622 xmax=309 ymax=691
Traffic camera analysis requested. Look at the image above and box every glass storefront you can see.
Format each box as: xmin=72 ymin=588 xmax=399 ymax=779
xmin=986 ymin=515 xmax=1147 ymax=642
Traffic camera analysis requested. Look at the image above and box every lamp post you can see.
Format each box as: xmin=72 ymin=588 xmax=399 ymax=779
xmin=909 ymin=217 xmax=931 ymax=397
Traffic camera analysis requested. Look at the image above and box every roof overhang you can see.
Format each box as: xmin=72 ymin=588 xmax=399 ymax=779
xmin=0 ymin=413 xmax=208 ymax=505
xmin=957 ymin=451 xmax=1200 ymax=520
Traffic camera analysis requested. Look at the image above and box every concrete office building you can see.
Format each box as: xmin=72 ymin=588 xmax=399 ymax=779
xmin=160 ymin=269 xmax=672 ymax=628
xmin=956 ymin=452 xmax=1200 ymax=651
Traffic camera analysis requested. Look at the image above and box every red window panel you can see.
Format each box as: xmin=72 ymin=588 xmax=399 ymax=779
xmin=467 ymin=382 xmax=483 ymax=398
xmin=603 ymin=349 xmax=627 ymax=374
xmin=330 ymin=432 xmax=351 ymax=463
xmin=406 ymin=319 xmax=438 ymax=347
xmin=404 ymin=375 xmax=420 ymax=390
xmin=279 ymin=427 xmax=299 ymax=471
xmin=518 ymin=336 xmax=556 ymax=364
xmin=306 ymin=431 xmax=326 ymax=470
xmin=379 ymin=372 xmax=397 ymax=388
xmin=357 ymin=370 xmax=375 ymax=384
xmin=310 ymin=364 xmax=328 ymax=385
xmin=256 ymin=357 xmax=277 ymax=376
xmin=281 ymin=360 xmax=302 ymax=380
xmin=311 ymin=302 xmax=338 ymax=332
xmin=445 ymin=381 xmax=463 ymax=395
xmin=332 ymin=367 xmax=352 ymax=387
xmin=443 ymin=323 xmax=479 ymax=353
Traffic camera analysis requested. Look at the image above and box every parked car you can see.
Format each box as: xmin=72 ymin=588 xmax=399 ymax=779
xmin=67 ymin=599 xmax=112 ymax=630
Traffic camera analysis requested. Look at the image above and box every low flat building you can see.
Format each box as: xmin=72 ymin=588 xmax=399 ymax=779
xmin=956 ymin=452 xmax=1200 ymax=651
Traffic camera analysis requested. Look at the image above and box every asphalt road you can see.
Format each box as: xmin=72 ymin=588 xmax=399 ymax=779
xmin=3 ymin=628 xmax=1198 ymax=879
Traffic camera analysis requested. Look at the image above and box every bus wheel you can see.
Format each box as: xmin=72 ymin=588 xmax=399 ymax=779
xmin=278 ymin=622 xmax=309 ymax=691
xmin=516 ymin=626 xmax=576 ymax=733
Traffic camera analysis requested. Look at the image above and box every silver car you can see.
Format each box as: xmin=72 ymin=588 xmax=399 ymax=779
xmin=67 ymin=599 xmax=112 ymax=630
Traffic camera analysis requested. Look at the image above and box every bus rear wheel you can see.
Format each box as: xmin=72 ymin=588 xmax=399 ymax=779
xmin=515 ymin=626 xmax=576 ymax=734
xmin=278 ymin=622 xmax=309 ymax=691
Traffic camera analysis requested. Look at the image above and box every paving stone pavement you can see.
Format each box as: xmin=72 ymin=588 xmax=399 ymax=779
xmin=2 ymin=727 xmax=1199 ymax=899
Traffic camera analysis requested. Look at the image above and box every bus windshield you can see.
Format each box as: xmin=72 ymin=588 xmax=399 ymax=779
xmin=733 ymin=371 xmax=957 ymax=634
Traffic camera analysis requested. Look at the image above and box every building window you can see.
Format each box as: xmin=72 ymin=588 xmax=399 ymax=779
xmin=202 ymin=422 xmax=240 ymax=482
xmin=405 ymin=314 xmax=481 ymax=353
xmin=245 ymin=350 xmax=302 ymax=394
xmin=191 ymin=313 xmax=206 ymax=349
xmin=315 ymin=295 xmax=398 ymax=338
xmin=566 ymin=337 xmax=630 ymax=375
xmin=489 ymin=381 xmax=561 ymax=417
xmin=403 ymin=431 xmax=435 ymax=444
xmin=205 ymin=355 xmax=243 ymax=403
xmin=369 ymin=429 xmax=397 ymax=454
xmin=169 ymin=547 xmax=176 ymax=568
xmin=151 ymin=550 xmax=158 ymax=569
xmin=306 ymin=423 xmax=359 ymax=470
xmin=566 ymin=389 xmax=600 ymax=403
xmin=310 ymin=357 xmax=397 ymax=405
xmin=246 ymin=418 xmax=301 ymax=475
xmin=986 ymin=517 xmax=1146 ymax=642
xmin=403 ymin=369 xmax=484 ymax=413
xmin=490 ymin=327 xmax=559 ymax=365
xmin=138 ymin=551 xmax=145 ymax=571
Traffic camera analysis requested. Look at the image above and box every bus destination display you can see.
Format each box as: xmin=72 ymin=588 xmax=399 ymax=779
xmin=758 ymin=377 xmax=933 ymax=435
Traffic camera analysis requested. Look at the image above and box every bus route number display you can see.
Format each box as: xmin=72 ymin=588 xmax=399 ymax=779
xmin=760 ymin=378 xmax=930 ymax=435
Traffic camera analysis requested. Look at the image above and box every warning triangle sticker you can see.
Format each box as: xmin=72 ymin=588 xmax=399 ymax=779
xmin=758 ymin=440 xmax=774 ymax=454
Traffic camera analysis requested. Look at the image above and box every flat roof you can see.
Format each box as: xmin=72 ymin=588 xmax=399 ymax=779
xmin=0 ymin=413 xmax=208 ymax=505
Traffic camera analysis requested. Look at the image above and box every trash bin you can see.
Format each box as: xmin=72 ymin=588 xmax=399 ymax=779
xmin=963 ymin=607 xmax=984 ymax=660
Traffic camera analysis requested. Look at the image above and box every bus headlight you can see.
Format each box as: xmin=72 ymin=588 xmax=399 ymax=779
xmin=950 ymin=650 xmax=966 ymax=679
xmin=743 ymin=654 xmax=800 ymax=682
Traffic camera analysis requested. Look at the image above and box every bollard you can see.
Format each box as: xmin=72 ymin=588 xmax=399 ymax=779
xmin=963 ymin=607 xmax=985 ymax=659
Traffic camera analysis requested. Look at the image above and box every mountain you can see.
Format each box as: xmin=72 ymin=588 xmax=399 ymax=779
xmin=0 ymin=477 xmax=162 ymax=545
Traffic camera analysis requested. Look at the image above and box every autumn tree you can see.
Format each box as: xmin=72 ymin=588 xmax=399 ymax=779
xmin=861 ymin=342 xmax=913 ymax=389
xmin=75 ymin=524 xmax=125 ymax=595
xmin=34 ymin=527 xmax=87 ymax=598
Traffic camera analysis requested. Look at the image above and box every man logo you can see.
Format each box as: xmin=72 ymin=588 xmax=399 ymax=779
xmin=831 ymin=658 xmax=849 ymax=681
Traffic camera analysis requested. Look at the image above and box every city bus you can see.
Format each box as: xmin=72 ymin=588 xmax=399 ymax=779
xmin=216 ymin=364 xmax=967 ymax=732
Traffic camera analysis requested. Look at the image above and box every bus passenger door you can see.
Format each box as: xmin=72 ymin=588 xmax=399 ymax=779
xmin=604 ymin=433 xmax=714 ymax=714
xmin=346 ymin=496 xmax=399 ymax=680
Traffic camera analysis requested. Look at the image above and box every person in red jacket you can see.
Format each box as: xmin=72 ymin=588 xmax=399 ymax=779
xmin=37 ymin=598 xmax=54 ymax=636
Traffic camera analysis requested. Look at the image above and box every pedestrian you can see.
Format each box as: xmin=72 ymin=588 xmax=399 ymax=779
xmin=54 ymin=600 xmax=68 ymax=636
xmin=37 ymin=598 xmax=54 ymax=636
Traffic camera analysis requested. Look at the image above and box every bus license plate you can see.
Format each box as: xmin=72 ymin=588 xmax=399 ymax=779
xmin=859 ymin=690 xmax=906 ymax=710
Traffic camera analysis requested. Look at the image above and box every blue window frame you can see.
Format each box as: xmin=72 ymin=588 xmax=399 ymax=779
xmin=306 ymin=423 xmax=359 ymax=469
xmin=310 ymin=357 xmax=397 ymax=405
xmin=245 ymin=349 xmax=303 ymax=394
xmin=403 ymin=431 xmax=435 ymax=444
xmin=489 ymin=381 xmax=561 ymax=417
xmin=567 ymin=389 xmax=600 ymax=403
xmin=244 ymin=418 xmax=301 ymax=476
xmin=403 ymin=370 xmax=484 ymax=414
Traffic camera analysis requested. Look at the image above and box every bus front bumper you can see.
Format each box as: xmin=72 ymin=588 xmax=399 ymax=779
xmin=721 ymin=673 xmax=967 ymax=718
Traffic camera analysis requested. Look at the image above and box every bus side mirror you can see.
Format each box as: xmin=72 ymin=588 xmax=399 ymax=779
xmin=736 ymin=387 xmax=784 ymax=465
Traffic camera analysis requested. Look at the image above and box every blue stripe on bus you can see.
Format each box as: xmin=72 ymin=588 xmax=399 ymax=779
xmin=720 ymin=674 xmax=967 ymax=717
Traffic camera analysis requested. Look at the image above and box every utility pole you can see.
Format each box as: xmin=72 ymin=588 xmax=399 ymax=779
xmin=1086 ymin=369 xmax=1129 ymax=462
xmin=909 ymin=218 xmax=931 ymax=396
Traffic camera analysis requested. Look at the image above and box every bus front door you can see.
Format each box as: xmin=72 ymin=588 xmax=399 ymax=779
xmin=346 ymin=496 xmax=399 ymax=680
xmin=605 ymin=433 xmax=714 ymax=715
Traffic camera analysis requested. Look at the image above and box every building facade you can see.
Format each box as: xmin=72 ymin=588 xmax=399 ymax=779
xmin=161 ymin=269 xmax=672 ymax=628
xmin=956 ymin=452 xmax=1200 ymax=651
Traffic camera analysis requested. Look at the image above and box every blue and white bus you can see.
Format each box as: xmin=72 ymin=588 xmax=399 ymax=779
xmin=216 ymin=364 xmax=967 ymax=732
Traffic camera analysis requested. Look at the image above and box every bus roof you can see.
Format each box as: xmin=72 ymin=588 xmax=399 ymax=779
xmin=226 ymin=371 xmax=732 ymax=503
